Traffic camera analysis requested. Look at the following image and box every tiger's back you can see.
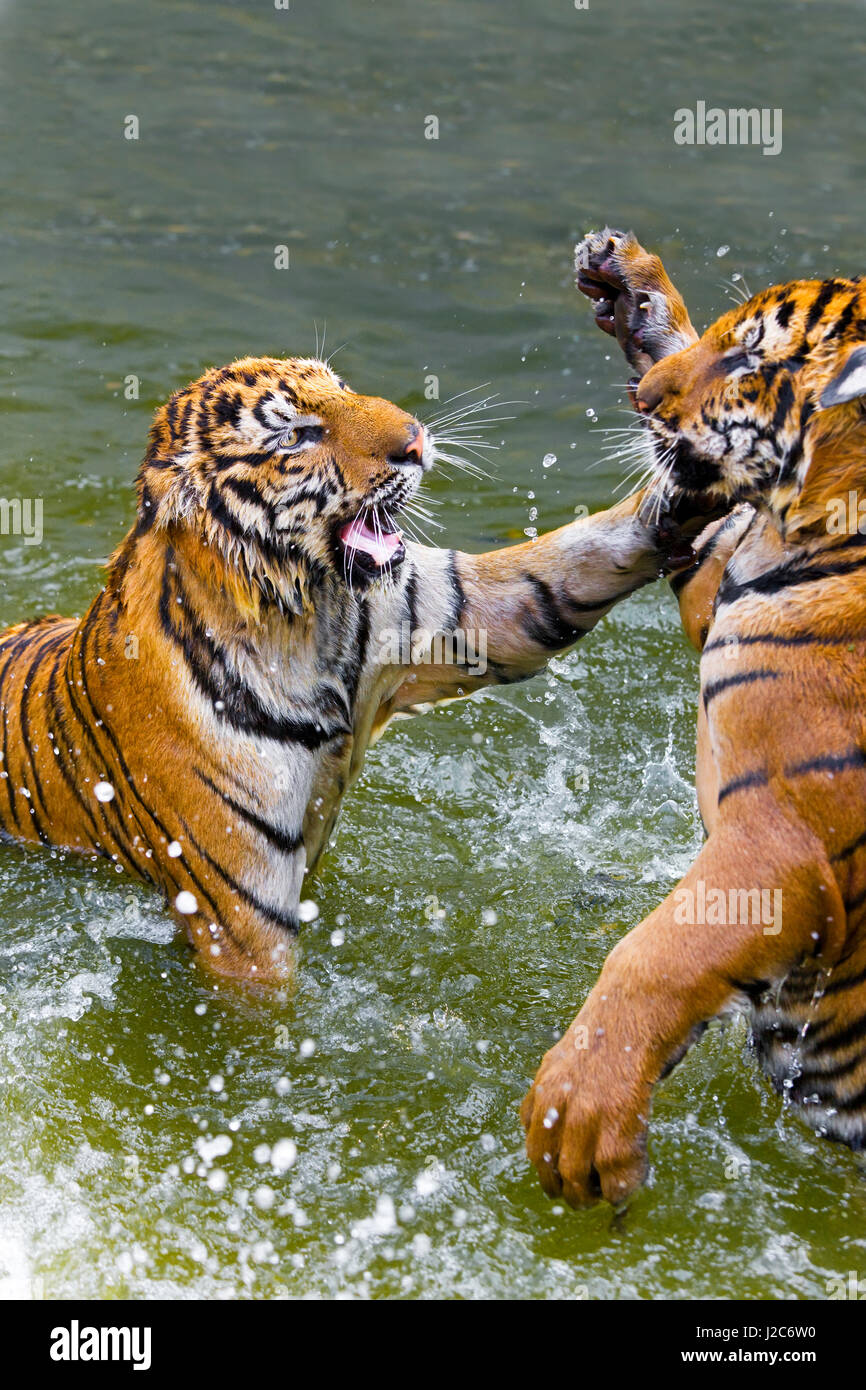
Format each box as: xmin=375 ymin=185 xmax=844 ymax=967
xmin=0 ymin=614 xmax=95 ymax=854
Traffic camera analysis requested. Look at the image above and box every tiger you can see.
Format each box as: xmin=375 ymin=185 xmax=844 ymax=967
xmin=522 ymin=227 xmax=866 ymax=1206
xmin=0 ymin=353 xmax=693 ymax=981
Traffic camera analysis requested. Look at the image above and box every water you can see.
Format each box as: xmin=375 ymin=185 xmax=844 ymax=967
xmin=1 ymin=0 xmax=865 ymax=1299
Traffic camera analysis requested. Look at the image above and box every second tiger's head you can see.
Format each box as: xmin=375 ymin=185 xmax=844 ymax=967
xmin=635 ymin=278 xmax=866 ymax=532
xmin=135 ymin=356 xmax=433 ymax=595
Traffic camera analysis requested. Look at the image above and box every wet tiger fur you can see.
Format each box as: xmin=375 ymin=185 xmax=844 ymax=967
xmin=523 ymin=229 xmax=866 ymax=1204
xmin=0 ymin=354 xmax=684 ymax=980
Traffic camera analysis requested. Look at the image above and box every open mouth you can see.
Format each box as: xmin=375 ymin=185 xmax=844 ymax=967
xmin=338 ymin=507 xmax=406 ymax=581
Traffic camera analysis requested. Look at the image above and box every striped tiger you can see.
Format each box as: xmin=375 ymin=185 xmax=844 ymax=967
xmin=0 ymin=354 xmax=686 ymax=980
xmin=522 ymin=229 xmax=866 ymax=1205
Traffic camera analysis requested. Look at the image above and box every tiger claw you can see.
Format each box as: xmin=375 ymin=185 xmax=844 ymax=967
xmin=575 ymin=229 xmax=699 ymax=373
xmin=574 ymin=229 xmax=633 ymax=336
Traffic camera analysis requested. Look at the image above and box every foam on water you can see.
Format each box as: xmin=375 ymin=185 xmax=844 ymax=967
xmin=1 ymin=595 xmax=863 ymax=1299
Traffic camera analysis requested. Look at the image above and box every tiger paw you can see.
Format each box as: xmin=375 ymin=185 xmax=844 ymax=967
xmin=574 ymin=228 xmax=697 ymax=373
xmin=520 ymin=1026 xmax=653 ymax=1208
xmin=574 ymin=227 xmax=633 ymax=337
xmin=645 ymin=487 xmax=734 ymax=572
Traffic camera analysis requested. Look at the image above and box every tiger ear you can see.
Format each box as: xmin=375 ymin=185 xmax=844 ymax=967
xmin=820 ymin=345 xmax=866 ymax=409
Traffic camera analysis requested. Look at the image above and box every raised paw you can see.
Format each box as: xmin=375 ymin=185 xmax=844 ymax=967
xmin=520 ymin=1024 xmax=653 ymax=1208
xmin=574 ymin=227 xmax=698 ymax=374
xmin=574 ymin=227 xmax=634 ymax=337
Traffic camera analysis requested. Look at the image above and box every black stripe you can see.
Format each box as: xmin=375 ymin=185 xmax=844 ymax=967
xmin=785 ymin=749 xmax=866 ymax=778
xmin=0 ymin=626 xmax=40 ymax=664
xmin=703 ymin=630 xmax=866 ymax=654
xmin=728 ymin=976 xmax=771 ymax=1001
xmin=403 ymin=564 xmax=419 ymax=635
xmin=71 ymin=596 xmax=198 ymax=895
xmin=717 ymin=770 xmax=769 ymax=804
xmin=832 ymin=827 xmax=866 ymax=865
xmin=805 ymin=280 xmax=843 ymax=332
xmin=753 ymin=1014 xmax=833 ymax=1044
xmin=67 ymin=651 xmax=240 ymax=936
xmin=283 ymin=481 xmax=334 ymax=514
xmin=845 ymin=883 xmax=866 ymax=915
xmin=45 ymin=643 xmax=108 ymax=850
xmin=669 ymin=564 xmax=700 ymax=598
xmin=68 ymin=598 xmax=147 ymax=873
xmin=770 ymin=375 xmax=796 ymax=434
xmin=446 ymin=552 xmax=466 ymax=631
xmin=340 ymin=598 xmax=370 ymax=709
xmin=213 ymin=391 xmax=243 ymax=429
xmin=669 ymin=514 xmax=746 ymax=597
xmin=0 ymin=625 xmax=41 ymax=833
xmin=814 ymin=1012 xmax=866 ymax=1055
xmin=717 ymin=554 xmax=866 ymax=608
xmin=17 ymin=636 xmax=56 ymax=844
xmin=159 ymin=551 xmax=349 ymax=748
xmin=521 ymin=574 xmax=586 ymax=649
xmin=789 ymin=1046 xmax=866 ymax=1082
xmin=222 ymin=474 xmax=270 ymax=512
xmin=165 ymin=392 xmax=181 ymax=440
xmin=703 ymin=669 xmax=779 ymax=707
xmin=824 ymin=963 xmax=866 ymax=996
xmin=136 ymin=480 xmax=158 ymax=534
xmin=194 ymin=769 xmax=303 ymax=856
xmin=822 ymin=1080 xmax=866 ymax=1114
xmin=182 ymin=824 xmax=299 ymax=934
xmin=0 ymin=704 xmax=20 ymax=832
xmin=522 ymin=569 xmax=583 ymax=644
xmin=824 ymin=297 xmax=858 ymax=341
xmin=206 ymin=481 xmax=249 ymax=543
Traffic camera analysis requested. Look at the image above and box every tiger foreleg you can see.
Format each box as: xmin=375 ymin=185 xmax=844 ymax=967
xmin=390 ymin=488 xmax=682 ymax=708
xmin=520 ymin=812 xmax=847 ymax=1206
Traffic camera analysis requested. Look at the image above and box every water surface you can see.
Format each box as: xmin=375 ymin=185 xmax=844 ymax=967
xmin=0 ymin=0 xmax=864 ymax=1299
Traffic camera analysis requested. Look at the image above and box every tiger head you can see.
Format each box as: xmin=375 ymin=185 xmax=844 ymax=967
xmin=133 ymin=356 xmax=432 ymax=607
xmin=636 ymin=278 xmax=866 ymax=533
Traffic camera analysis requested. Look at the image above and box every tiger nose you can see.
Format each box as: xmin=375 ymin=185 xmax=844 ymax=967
xmin=388 ymin=424 xmax=424 ymax=466
xmin=636 ymin=369 xmax=666 ymax=415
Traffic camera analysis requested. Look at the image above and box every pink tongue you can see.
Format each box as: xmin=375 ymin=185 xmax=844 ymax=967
xmin=340 ymin=515 xmax=402 ymax=565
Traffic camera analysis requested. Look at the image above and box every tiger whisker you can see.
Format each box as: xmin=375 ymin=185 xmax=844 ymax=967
xmin=430 ymin=445 xmax=491 ymax=481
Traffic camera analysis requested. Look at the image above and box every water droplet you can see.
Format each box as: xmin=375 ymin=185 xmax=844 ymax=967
xmin=270 ymin=1138 xmax=297 ymax=1173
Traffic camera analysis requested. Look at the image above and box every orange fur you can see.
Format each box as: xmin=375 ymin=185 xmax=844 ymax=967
xmin=523 ymin=232 xmax=866 ymax=1203
xmin=0 ymin=356 xmax=683 ymax=982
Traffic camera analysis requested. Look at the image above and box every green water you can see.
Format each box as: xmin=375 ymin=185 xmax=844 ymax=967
xmin=1 ymin=0 xmax=865 ymax=1299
